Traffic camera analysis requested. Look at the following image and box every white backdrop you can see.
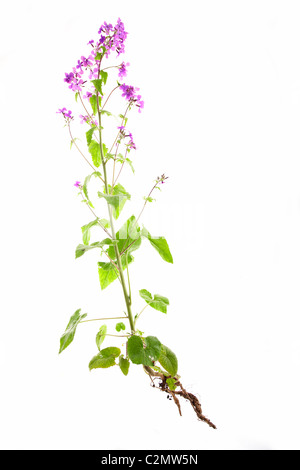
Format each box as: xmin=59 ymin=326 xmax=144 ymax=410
xmin=1 ymin=0 xmax=300 ymax=450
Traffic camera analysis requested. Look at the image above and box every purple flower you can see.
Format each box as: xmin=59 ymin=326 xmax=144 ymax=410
xmin=69 ymin=78 xmax=84 ymax=92
xmin=119 ymin=84 xmax=144 ymax=112
xmin=76 ymin=59 xmax=83 ymax=71
xmin=117 ymin=126 xmax=136 ymax=149
xmin=98 ymin=22 xmax=113 ymax=35
xmin=81 ymin=55 xmax=93 ymax=68
xmin=57 ymin=108 xmax=73 ymax=120
xmin=88 ymin=67 xmax=98 ymax=80
xmin=97 ymin=18 xmax=128 ymax=58
xmin=64 ymin=72 xmax=74 ymax=84
xmin=119 ymin=84 xmax=136 ymax=100
xmin=83 ymin=91 xmax=93 ymax=100
xmin=118 ymin=62 xmax=130 ymax=79
xmin=74 ymin=181 xmax=81 ymax=188
xmin=64 ymin=109 xmax=73 ymax=119
xmin=88 ymin=39 xmax=94 ymax=45
xmin=79 ymin=114 xmax=89 ymax=124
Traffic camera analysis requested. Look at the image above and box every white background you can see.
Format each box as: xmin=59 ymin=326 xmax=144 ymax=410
xmin=1 ymin=0 xmax=300 ymax=450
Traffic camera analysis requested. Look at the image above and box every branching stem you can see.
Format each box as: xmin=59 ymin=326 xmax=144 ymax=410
xmin=96 ymin=57 xmax=135 ymax=334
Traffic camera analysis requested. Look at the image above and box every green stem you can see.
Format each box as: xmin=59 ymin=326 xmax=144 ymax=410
xmin=80 ymin=316 xmax=128 ymax=323
xmin=134 ymin=304 xmax=149 ymax=327
xmin=126 ymin=251 xmax=132 ymax=304
xmin=96 ymin=66 xmax=135 ymax=334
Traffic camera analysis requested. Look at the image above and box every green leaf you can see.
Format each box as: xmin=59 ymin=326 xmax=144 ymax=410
xmin=89 ymin=346 xmax=121 ymax=370
xmin=86 ymin=126 xmax=97 ymax=146
xmin=101 ymin=347 xmax=121 ymax=357
xmin=81 ymin=219 xmax=99 ymax=245
xmin=59 ymin=309 xmax=87 ymax=354
xmin=151 ymin=295 xmax=169 ymax=313
xmin=100 ymin=70 xmax=108 ymax=85
xmin=89 ymin=354 xmax=115 ymax=369
xmin=158 ymin=345 xmax=178 ymax=377
xmin=81 ymin=219 xmax=110 ymax=245
xmin=126 ymin=158 xmax=135 ymax=173
xmin=102 ymin=143 xmax=108 ymax=159
xmin=127 ymin=335 xmax=162 ymax=366
xmin=142 ymin=228 xmax=173 ymax=264
xmin=75 ymin=240 xmax=111 ymax=259
xmin=96 ymin=324 xmax=107 ymax=351
xmin=98 ymin=183 xmax=131 ymax=220
xmin=82 ymin=171 xmax=102 ymax=204
xmin=115 ymin=322 xmax=126 ymax=332
xmin=119 ymin=355 xmax=130 ymax=376
xmin=166 ymin=378 xmax=177 ymax=391
xmin=108 ymin=216 xmax=141 ymax=261
xmin=139 ymin=289 xmax=169 ymax=314
xmin=101 ymin=109 xmax=114 ymax=118
xmin=119 ymin=114 xmax=128 ymax=126
xmin=89 ymin=95 xmax=99 ymax=115
xmin=99 ymin=219 xmax=111 ymax=229
xmin=98 ymin=254 xmax=134 ymax=290
xmin=88 ymin=140 xmax=101 ymax=167
xmin=92 ymin=79 xmax=103 ymax=95
xmin=139 ymin=289 xmax=152 ymax=303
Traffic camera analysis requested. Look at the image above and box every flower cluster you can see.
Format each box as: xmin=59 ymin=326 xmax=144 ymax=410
xmin=119 ymin=84 xmax=144 ymax=113
xmin=98 ymin=18 xmax=128 ymax=57
xmin=62 ymin=18 xmax=129 ymax=97
xmin=57 ymin=108 xmax=73 ymax=121
xmin=117 ymin=126 xmax=137 ymax=150
xmin=58 ymin=19 xmax=144 ymax=127
xmin=79 ymin=114 xmax=98 ymax=126
xmin=118 ymin=62 xmax=130 ymax=79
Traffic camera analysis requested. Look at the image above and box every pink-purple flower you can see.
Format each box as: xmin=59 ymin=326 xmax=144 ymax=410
xmin=57 ymin=108 xmax=73 ymax=120
xmin=118 ymin=62 xmax=130 ymax=79
xmin=117 ymin=126 xmax=137 ymax=150
xmin=119 ymin=84 xmax=144 ymax=112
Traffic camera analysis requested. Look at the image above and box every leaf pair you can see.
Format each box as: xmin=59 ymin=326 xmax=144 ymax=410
xmin=89 ymin=324 xmax=120 ymax=370
xmin=90 ymin=323 xmax=130 ymax=375
xmin=139 ymin=289 xmax=169 ymax=314
xmin=98 ymin=215 xmax=141 ymax=290
xmin=76 ymin=238 xmax=112 ymax=259
xmin=127 ymin=335 xmax=178 ymax=377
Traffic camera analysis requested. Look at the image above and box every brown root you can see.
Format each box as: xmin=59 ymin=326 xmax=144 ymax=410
xmin=143 ymin=366 xmax=216 ymax=429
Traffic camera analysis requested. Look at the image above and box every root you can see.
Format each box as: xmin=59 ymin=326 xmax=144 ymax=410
xmin=144 ymin=366 xmax=216 ymax=429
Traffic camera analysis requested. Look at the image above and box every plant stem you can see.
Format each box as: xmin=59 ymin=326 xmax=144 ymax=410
xmin=134 ymin=304 xmax=148 ymax=326
xmin=121 ymin=180 xmax=160 ymax=256
xmin=96 ymin=67 xmax=135 ymax=334
xmin=80 ymin=316 xmax=128 ymax=323
xmin=68 ymin=123 xmax=100 ymax=174
xmin=79 ymin=190 xmax=112 ymax=239
xmin=126 ymin=251 xmax=132 ymax=304
xmin=101 ymin=85 xmax=119 ymax=110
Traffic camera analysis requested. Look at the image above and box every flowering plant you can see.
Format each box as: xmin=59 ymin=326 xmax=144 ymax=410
xmin=57 ymin=19 xmax=215 ymax=429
